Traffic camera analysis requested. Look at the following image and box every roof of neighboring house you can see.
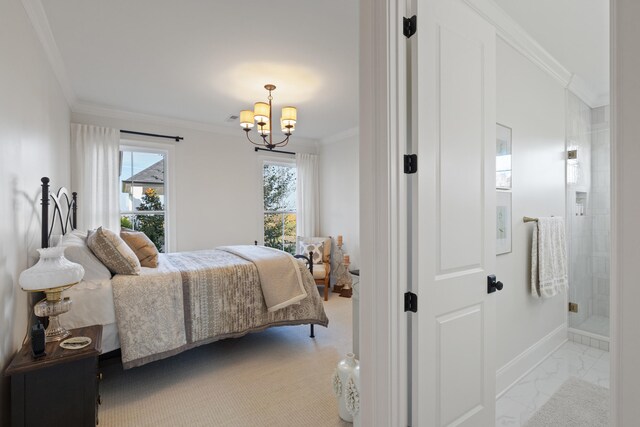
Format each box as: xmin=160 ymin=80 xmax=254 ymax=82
xmin=122 ymin=160 xmax=164 ymax=185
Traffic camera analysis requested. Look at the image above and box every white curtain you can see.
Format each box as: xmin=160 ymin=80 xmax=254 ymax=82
xmin=296 ymin=153 xmax=319 ymax=237
xmin=71 ymin=124 xmax=120 ymax=232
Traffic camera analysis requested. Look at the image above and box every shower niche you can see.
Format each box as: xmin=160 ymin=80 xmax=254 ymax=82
xmin=575 ymin=192 xmax=587 ymax=217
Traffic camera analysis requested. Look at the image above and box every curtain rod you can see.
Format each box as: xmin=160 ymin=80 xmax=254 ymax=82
xmin=254 ymin=147 xmax=295 ymax=155
xmin=121 ymin=129 xmax=183 ymax=142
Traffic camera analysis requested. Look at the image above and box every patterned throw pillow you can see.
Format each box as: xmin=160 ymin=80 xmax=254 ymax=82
xmin=120 ymin=230 xmax=159 ymax=268
xmin=299 ymin=241 xmax=324 ymax=265
xmin=87 ymin=227 xmax=141 ymax=275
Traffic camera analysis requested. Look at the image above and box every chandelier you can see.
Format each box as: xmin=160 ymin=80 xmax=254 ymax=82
xmin=239 ymin=84 xmax=297 ymax=150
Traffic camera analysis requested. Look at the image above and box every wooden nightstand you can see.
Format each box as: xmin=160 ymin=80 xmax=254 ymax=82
xmin=4 ymin=325 xmax=103 ymax=427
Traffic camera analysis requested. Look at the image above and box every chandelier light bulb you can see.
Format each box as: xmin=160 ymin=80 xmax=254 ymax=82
xmin=259 ymin=121 xmax=271 ymax=136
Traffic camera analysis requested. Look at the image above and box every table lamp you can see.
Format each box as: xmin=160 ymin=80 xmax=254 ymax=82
xmin=19 ymin=247 xmax=84 ymax=342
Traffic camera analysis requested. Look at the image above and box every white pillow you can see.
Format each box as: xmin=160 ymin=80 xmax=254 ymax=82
xmin=59 ymin=230 xmax=112 ymax=282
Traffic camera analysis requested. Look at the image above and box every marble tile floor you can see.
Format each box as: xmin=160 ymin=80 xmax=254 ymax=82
xmin=496 ymin=340 xmax=610 ymax=427
xmin=574 ymin=315 xmax=610 ymax=338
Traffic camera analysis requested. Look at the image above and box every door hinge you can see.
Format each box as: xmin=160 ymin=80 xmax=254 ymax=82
xmin=403 ymin=15 xmax=417 ymax=38
xmin=569 ymin=302 xmax=579 ymax=313
xmin=404 ymin=154 xmax=418 ymax=174
xmin=404 ymin=292 xmax=418 ymax=313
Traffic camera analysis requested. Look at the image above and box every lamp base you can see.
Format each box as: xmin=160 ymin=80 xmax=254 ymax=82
xmin=44 ymin=314 xmax=71 ymax=342
xmin=34 ymin=294 xmax=73 ymax=343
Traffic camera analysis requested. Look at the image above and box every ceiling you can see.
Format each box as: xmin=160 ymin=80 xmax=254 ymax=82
xmin=493 ymin=0 xmax=609 ymax=102
xmin=41 ymin=0 xmax=359 ymax=140
xmin=40 ymin=1 xmax=608 ymax=140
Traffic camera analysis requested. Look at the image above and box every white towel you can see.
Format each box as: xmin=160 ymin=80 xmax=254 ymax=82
xmin=531 ymin=217 xmax=568 ymax=298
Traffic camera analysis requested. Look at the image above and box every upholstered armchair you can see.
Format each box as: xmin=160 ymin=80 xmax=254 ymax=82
xmin=296 ymin=236 xmax=331 ymax=301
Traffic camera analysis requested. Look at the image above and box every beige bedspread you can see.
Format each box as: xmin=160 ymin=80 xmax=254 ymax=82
xmin=111 ymin=249 xmax=328 ymax=369
xmin=218 ymin=245 xmax=307 ymax=311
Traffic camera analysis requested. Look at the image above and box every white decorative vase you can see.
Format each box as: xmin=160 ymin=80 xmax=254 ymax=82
xmin=345 ymin=363 xmax=361 ymax=426
xmin=332 ymin=352 xmax=359 ymax=422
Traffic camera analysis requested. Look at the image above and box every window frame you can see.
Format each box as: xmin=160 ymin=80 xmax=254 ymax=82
xmin=120 ymin=140 xmax=176 ymax=252
xmin=259 ymin=155 xmax=297 ymax=251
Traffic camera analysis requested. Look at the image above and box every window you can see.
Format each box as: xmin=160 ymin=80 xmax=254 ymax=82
xmin=263 ymin=161 xmax=297 ymax=254
xmin=119 ymin=149 xmax=167 ymax=252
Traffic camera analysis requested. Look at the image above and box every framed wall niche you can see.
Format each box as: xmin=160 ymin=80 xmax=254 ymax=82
xmin=496 ymin=191 xmax=512 ymax=255
xmin=496 ymin=123 xmax=512 ymax=190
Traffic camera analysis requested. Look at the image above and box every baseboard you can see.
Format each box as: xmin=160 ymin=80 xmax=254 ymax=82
xmin=568 ymin=328 xmax=610 ymax=352
xmin=496 ymin=323 xmax=567 ymax=398
xmin=567 ymin=327 xmax=609 ymax=343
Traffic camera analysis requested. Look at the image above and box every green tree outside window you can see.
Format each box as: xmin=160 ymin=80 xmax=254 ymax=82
xmin=133 ymin=188 xmax=165 ymax=252
xmin=263 ymin=163 xmax=296 ymax=254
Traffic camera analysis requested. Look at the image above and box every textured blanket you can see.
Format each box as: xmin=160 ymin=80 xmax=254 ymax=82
xmin=112 ymin=250 xmax=328 ymax=369
xmin=218 ymin=245 xmax=307 ymax=311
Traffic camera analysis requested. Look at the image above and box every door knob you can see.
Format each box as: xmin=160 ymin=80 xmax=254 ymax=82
xmin=487 ymin=275 xmax=504 ymax=293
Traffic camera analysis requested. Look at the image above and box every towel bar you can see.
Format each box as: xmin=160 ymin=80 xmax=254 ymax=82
xmin=523 ymin=216 xmax=538 ymax=223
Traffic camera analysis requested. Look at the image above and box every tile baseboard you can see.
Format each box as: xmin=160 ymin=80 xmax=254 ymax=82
xmin=568 ymin=328 xmax=609 ymax=351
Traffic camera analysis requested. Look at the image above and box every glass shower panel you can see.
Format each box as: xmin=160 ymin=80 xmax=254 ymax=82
xmin=566 ymin=91 xmax=610 ymax=338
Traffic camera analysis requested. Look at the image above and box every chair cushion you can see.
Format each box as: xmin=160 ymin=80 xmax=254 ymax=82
xmin=297 ymin=236 xmax=331 ymax=265
xmin=312 ymin=263 xmax=327 ymax=280
xmin=299 ymin=240 xmax=324 ymax=264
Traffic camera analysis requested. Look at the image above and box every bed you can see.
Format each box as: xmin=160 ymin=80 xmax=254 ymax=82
xmin=39 ymin=177 xmax=328 ymax=368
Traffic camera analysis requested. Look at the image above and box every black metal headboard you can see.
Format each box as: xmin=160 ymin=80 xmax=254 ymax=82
xmin=41 ymin=177 xmax=77 ymax=248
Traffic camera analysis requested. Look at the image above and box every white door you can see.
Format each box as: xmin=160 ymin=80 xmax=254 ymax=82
xmin=411 ymin=0 xmax=497 ymax=425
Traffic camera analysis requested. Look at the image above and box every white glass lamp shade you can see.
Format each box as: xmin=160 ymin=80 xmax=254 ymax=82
xmin=240 ymin=110 xmax=255 ymax=129
xmin=254 ymin=102 xmax=270 ymax=124
xmin=281 ymin=106 xmax=297 ymax=127
xmin=258 ymin=121 xmax=271 ymax=136
xmin=19 ymin=247 xmax=84 ymax=291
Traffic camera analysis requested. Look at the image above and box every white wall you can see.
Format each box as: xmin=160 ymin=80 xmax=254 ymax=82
xmin=70 ymin=111 xmax=318 ymax=252
xmin=318 ymin=130 xmax=360 ymax=275
xmin=612 ymin=1 xmax=640 ymax=424
xmin=495 ymin=39 xmax=567 ymax=393
xmin=0 ymin=0 xmax=71 ymax=422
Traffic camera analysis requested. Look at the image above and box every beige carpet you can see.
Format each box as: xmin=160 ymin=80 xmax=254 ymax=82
xmin=524 ymin=377 xmax=609 ymax=427
xmin=98 ymin=292 xmax=353 ymax=427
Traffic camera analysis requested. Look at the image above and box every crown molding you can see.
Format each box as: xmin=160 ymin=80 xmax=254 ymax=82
xmin=464 ymin=0 xmax=606 ymax=108
xmin=72 ymin=100 xmax=320 ymax=148
xmin=567 ymin=74 xmax=602 ymax=108
xmin=72 ymin=100 xmax=248 ymax=137
xmin=464 ymin=0 xmax=571 ymax=85
xmin=593 ymin=93 xmax=611 ymax=109
xmin=320 ymin=126 xmax=359 ymax=145
xmin=20 ymin=0 xmax=76 ymax=106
